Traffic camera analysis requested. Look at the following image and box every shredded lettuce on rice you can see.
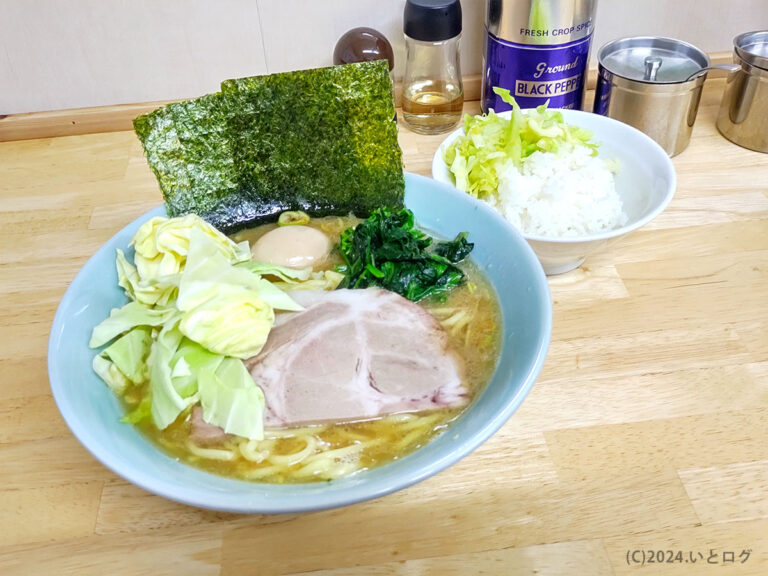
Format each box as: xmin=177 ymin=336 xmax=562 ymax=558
xmin=443 ymin=89 xmax=626 ymax=237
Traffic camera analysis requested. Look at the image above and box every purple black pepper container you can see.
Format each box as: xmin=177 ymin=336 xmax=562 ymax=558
xmin=482 ymin=0 xmax=598 ymax=112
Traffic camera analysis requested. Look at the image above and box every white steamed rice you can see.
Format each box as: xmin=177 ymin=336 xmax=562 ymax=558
xmin=490 ymin=146 xmax=627 ymax=237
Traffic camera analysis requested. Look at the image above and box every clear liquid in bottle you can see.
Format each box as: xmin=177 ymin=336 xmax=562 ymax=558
xmin=402 ymin=79 xmax=464 ymax=135
xmin=401 ymin=0 xmax=463 ymax=135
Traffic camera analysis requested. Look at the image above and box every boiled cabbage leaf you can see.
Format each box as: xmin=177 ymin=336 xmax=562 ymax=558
xmin=175 ymin=227 xmax=301 ymax=358
xmin=177 ymin=228 xmax=302 ymax=314
xmin=93 ymin=355 xmax=131 ymax=395
xmin=178 ymin=293 xmax=274 ymax=360
xmin=92 ymin=327 xmax=152 ymax=394
xmin=237 ymin=261 xmax=344 ymax=292
xmin=198 ymin=358 xmax=265 ymax=441
xmin=170 ymin=339 xmax=225 ymax=398
xmin=90 ymin=214 xmax=300 ymax=439
xmin=149 ymin=322 xmax=198 ymax=430
xmin=132 ymin=214 xmax=250 ymax=285
xmin=278 ymin=270 xmax=345 ymax=292
xmin=236 ymin=260 xmax=313 ymax=283
xmin=116 ymin=248 xmax=179 ymax=307
xmin=89 ymin=301 xmax=176 ymax=348
xmin=121 ymin=396 xmax=152 ymax=424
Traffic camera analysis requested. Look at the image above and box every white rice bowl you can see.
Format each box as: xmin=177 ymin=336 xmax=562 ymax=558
xmin=493 ymin=147 xmax=627 ymax=237
xmin=431 ymin=109 xmax=676 ymax=275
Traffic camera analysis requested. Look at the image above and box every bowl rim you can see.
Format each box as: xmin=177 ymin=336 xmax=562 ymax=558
xmin=431 ymin=108 xmax=677 ymax=244
xmin=47 ymin=172 xmax=553 ymax=514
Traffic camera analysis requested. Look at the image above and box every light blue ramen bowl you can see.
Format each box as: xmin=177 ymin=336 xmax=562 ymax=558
xmin=48 ymin=172 xmax=552 ymax=513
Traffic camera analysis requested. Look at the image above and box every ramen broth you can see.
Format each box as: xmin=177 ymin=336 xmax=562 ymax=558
xmin=130 ymin=215 xmax=502 ymax=483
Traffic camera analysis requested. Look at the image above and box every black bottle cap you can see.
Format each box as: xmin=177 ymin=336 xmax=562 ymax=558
xmin=404 ymin=0 xmax=462 ymax=42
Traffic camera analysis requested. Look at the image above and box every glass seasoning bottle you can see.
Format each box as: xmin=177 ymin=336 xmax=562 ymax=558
xmin=402 ymin=0 xmax=464 ymax=134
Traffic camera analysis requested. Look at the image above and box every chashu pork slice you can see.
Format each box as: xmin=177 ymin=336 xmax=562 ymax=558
xmin=245 ymin=288 xmax=467 ymax=428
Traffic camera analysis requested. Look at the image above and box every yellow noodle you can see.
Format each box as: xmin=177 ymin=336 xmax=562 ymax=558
xmin=441 ymin=310 xmax=468 ymax=327
xmin=302 ymin=442 xmax=364 ymax=464
xmin=185 ymin=441 xmax=236 ymax=461
xmin=329 ymin=427 xmax=377 ymax=442
xmin=395 ymin=427 xmax=430 ymax=450
xmin=398 ymin=412 xmax=443 ymax=431
xmin=238 ymin=438 xmax=270 ymax=463
xmin=265 ymin=425 xmax=326 ymax=439
xmin=292 ymin=444 xmax=362 ymax=478
xmin=427 ymin=307 xmax=457 ymax=317
xmin=267 ymin=436 xmax=317 ymax=466
xmin=292 ymin=457 xmax=332 ymax=478
xmin=317 ymin=461 xmax=361 ymax=480
xmin=241 ymin=464 xmax=285 ymax=480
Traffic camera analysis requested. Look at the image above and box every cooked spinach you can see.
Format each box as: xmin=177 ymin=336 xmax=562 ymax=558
xmin=432 ymin=232 xmax=473 ymax=262
xmin=337 ymin=208 xmax=474 ymax=302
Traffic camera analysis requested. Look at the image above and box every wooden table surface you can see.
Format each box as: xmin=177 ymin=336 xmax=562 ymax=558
xmin=1 ymin=79 xmax=767 ymax=575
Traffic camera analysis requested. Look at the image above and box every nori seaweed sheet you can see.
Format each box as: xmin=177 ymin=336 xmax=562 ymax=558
xmin=133 ymin=61 xmax=404 ymax=233
xmin=133 ymin=93 xmax=239 ymax=212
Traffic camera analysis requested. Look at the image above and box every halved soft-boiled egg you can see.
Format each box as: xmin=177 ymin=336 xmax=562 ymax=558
xmin=251 ymin=225 xmax=331 ymax=269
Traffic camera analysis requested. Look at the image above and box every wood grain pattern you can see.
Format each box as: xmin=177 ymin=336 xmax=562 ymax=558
xmin=0 ymin=78 xmax=766 ymax=574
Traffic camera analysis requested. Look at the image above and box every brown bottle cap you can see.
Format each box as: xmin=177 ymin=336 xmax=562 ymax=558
xmin=333 ymin=27 xmax=395 ymax=71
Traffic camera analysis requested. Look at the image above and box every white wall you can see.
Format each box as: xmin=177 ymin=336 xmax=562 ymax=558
xmin=1 ymin=0 xmax=766 ymax=114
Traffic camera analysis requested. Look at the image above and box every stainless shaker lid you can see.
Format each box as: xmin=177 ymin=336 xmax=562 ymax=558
xmin=598 ymin=37 xmax=709 ymax=83
xmin=734 ymin=30 xmax=768 ymax=70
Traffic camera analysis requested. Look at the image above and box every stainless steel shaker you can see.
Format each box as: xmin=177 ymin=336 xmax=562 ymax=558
xmin=593 ymin=37 xmax=710 ymax=156
xmin=717 ymin=31 xmax=768 ymax=153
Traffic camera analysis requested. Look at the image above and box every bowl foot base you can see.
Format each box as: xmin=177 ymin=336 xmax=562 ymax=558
xmin=542 ymin=258 xmax=585 ymax=275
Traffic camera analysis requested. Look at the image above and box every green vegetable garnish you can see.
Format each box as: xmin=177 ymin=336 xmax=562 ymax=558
xmin=337 ymin=207 xmax=473 ymax=302
xmin=278 ymin=211 xmax=310 ymax=226
xmin=90 ymin=214 xmax=308 ymax=440
xmin=443 ymin=88 xmax=599 ymax=201
xmin=134 ymin=61 xmax=405 ymax=233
